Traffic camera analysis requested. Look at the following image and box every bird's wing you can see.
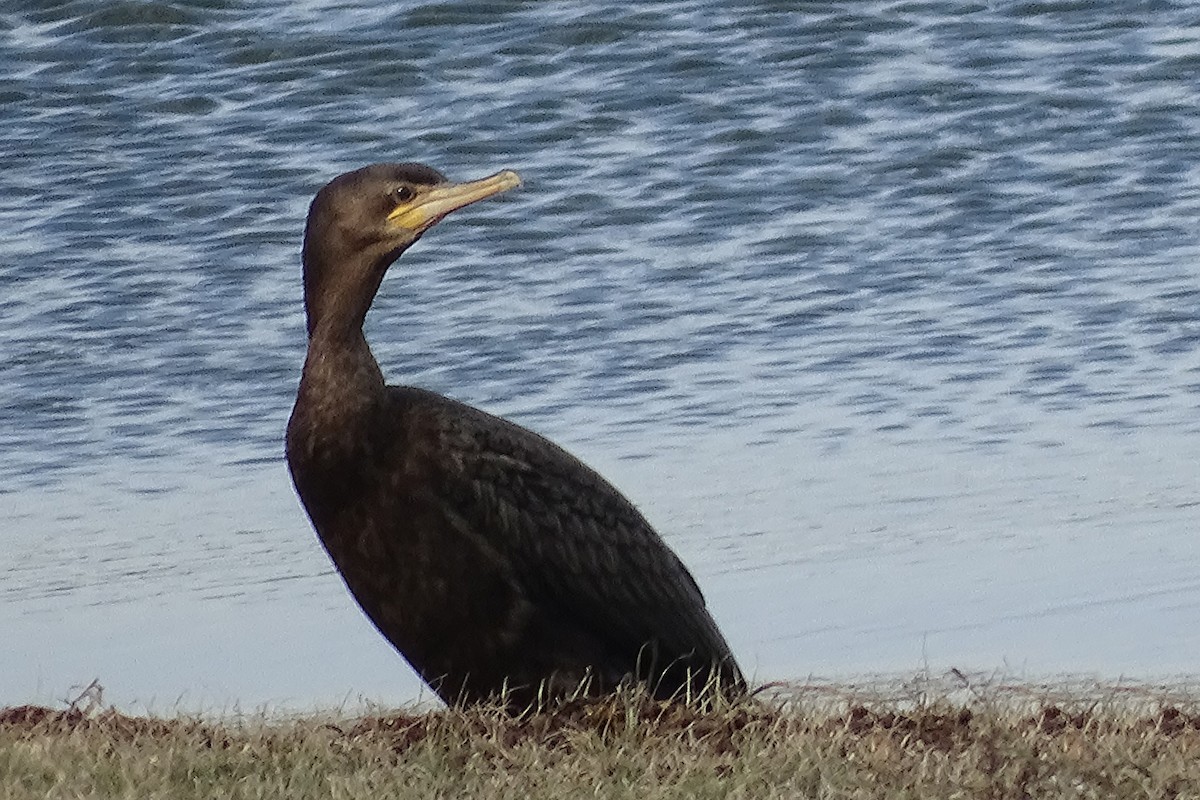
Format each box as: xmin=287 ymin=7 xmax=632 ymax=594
xmin=393 ymin=387 xmax=738 ymax=677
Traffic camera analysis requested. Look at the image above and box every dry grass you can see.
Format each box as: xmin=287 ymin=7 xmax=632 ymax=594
xmin=4 ymin=674 xmax=1200 ymax=799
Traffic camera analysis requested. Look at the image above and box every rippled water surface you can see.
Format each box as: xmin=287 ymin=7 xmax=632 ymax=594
xmin=3 ymin=1 xmax=1199 ymax=708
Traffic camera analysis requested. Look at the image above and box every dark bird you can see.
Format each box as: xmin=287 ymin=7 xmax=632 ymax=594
xmin=285 ymin=163 xmax=744 ymax=708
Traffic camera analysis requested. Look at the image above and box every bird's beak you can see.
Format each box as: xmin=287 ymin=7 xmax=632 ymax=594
xmin=388 ymin=170 xmax=522 ymax=233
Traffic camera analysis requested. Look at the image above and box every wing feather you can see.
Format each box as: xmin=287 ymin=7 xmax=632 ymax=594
xmin=392 ymin=386 xmax=738 ymax=682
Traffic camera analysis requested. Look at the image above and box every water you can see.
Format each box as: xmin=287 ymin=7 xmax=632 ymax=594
xmin=2 ymin=1 xmax=1199 ymax=710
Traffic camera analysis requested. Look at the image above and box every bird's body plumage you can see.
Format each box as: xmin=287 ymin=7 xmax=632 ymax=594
xmin=286 ymin=163 xmax=743 ymax=707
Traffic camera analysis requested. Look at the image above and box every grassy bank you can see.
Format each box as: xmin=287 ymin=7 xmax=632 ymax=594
xmin=3 ymin=677 xmax=1200 ymax=799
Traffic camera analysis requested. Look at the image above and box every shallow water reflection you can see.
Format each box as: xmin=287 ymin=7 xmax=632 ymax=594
xmin=3 ymin=0 xmax=1199 ymax=708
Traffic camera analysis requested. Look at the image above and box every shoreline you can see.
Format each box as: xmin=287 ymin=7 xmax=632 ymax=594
xmin=5 ymin=676 xmax=1199 ymax=798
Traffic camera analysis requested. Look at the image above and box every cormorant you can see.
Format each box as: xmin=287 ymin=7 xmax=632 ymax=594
xmin=285 ymin=163 xmax=744 ymax=708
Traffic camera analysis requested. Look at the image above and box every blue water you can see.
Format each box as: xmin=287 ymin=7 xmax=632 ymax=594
xmin=2 ymin=1 xmax=1199 ymax=710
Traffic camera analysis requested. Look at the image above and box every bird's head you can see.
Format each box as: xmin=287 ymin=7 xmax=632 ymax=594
xmin=301 ymin=162 xmax=521 ymax=336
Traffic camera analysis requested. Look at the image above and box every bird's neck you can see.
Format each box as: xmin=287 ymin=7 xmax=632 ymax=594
xmin=302 ymin=277 xmax=380 ymax=341
xmin=298 ymin=327 xmax=386 ymax=405
xmin=292 ymin=245 xmax=391 ymax=445
xmin=301 ymin=238 xmax=392 ymax=340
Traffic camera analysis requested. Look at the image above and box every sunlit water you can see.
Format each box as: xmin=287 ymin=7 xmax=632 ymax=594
xmin=2 ymin=1 xmax=1198 ymax=710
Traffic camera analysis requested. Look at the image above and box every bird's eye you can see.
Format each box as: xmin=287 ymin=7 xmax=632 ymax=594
xmin=392 ymin=186 xmax=416 ymax=204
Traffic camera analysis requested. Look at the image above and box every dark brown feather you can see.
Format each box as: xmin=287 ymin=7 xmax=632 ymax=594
xmin=286 ymin=163 xmax=744 ymax=707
